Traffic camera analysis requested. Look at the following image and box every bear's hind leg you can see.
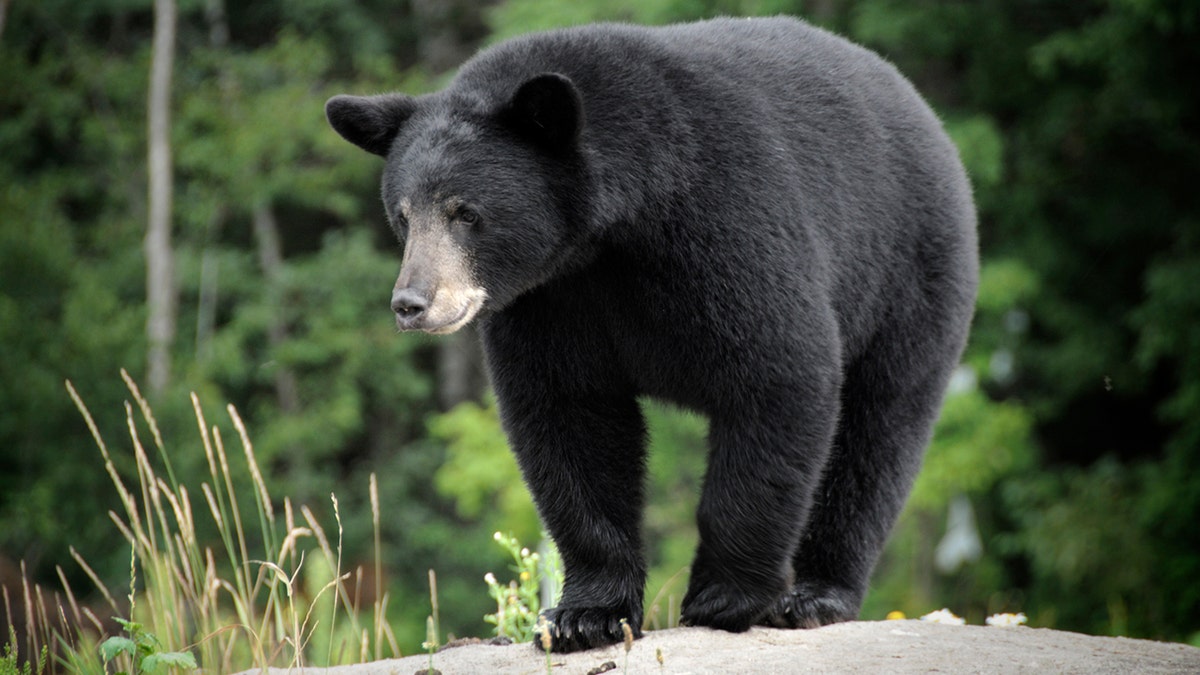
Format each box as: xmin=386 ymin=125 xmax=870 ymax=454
xmin=681 ymin=385 xmax=840 ymax=632
xmin=764 ymin=336 xmax=961 ymax=629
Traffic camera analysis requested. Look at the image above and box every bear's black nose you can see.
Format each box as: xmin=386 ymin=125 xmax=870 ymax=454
xmin=391 ymin=288 xmax=429 ymax=319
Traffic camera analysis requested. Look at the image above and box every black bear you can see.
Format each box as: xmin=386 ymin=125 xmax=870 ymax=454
xmin=326 ymin=16 xmax=978 ymax=652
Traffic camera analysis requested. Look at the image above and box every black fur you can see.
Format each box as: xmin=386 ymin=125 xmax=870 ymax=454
xmin=327 ymin=17 xmax=978 ymax=653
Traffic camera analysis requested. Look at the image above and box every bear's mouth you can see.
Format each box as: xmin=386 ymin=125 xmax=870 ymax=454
xmin=423 ymin=299 xmax=482 ymax=334
xmin=400 ymin=289 xmax=487 ymax=335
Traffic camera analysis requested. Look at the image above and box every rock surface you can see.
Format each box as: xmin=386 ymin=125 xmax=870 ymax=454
xmin=238 ymin=620 xmax=1200 ymax=674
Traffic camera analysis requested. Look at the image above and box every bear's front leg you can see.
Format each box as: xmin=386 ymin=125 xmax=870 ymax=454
xmin=483 ymin=314 xmax=649 ymax=653
xmin=506 ymin=393 xmax=649 ymax=652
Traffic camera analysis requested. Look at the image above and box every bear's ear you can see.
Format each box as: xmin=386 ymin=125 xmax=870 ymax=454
xmin=501 ymin=73 xmax=584 ymax=151
xmin=325 ymin=94 xmax=418 ymax=157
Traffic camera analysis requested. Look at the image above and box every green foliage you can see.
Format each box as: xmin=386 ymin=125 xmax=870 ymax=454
xmin=3 ymin=0 xmax=1200 ymax=657
xmin=943 ymin=114 xmax=1005 ymax=190
xmin=486 ymin=0 xmax=651 ymax=42
xmin=840 ymin=0 xmax=1200 ymax=639
xmin=201 ymin=227 xmax=435 ymax=501
xmin=431 ymin=398 xmax=539 ymax=542
xmin=641 ymin=403 xmax=705 ymax=628
xmin=909 ymin=385 xmax=1034 ymax=512
xmin=0 ymin=6 xmax=151 ymax=583
xmin=0 ymin=629 xmax=47 ymax=675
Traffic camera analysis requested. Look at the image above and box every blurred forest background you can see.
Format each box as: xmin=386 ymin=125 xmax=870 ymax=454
xmin=2 ymin=0 xmax=1198 ymax=661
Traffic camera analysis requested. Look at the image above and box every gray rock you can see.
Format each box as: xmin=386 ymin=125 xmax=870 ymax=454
xmin=236 ymin=620 xmax=1200 ymax=674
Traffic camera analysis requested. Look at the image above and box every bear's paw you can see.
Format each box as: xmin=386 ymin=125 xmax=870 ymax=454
xmin=760 ymin=583 xmax=860 ymax=629
xmin=679 ymin=580 xmax=775 ymax=633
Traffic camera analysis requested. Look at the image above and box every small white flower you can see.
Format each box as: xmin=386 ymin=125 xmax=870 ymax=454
xmin=986 ymin=612 xmax=1028 ymax=627
xmin=484 ymin=572 xmax=497 ymax=585
xmin=919 ymin=608 xmax=966 ymax=625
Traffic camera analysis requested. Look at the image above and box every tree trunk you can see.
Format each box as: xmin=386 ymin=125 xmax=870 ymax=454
xmin=437 ymin=327 xmax=486 ymax=410
xmin=194 ymin=0 xmax=229 ymax=365
xmin=146 ymin=0 xmax=178 ymax=395
xmin=439 ymin=326 xmax=484 ymax=408
xmin=252 ymin=202 xmax=300 ymax=416
xmin=204 ymin=0 xmax=229 ymax=49
xmin=194 ymin=207 xmax=223 ymax=365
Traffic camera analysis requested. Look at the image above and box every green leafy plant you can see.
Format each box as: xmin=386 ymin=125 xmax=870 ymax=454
xmin=1 ymin=627 xmax=47 ymax=675
xmin=483 ymin=532 xmax=562 ymax=643
xmin=99 ymin=618 xmax=196 ymax=675
xmin=99 ymin=543 xmax=197 ymax=675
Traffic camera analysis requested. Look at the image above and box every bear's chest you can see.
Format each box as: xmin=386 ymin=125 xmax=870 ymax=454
xmin=586 ymin=271 xmax=765 ymax=412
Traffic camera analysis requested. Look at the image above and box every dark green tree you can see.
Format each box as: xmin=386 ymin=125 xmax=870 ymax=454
xmin=3 ymin=0 xmax=1198 ymax=657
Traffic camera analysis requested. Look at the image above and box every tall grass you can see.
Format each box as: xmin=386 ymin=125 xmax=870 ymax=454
xmin=3 ymin=371 xmax=399 ymax=673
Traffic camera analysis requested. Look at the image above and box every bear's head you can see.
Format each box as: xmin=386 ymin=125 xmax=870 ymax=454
xmin=325 ymin=73 xmax=589 ymax=334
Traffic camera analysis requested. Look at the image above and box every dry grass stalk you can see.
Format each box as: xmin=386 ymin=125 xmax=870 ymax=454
xmin=3 ymin=378 xmax=399 ymax=673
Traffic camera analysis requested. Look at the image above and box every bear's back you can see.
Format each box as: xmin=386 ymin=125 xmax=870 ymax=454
xmin=449 ymin=18 xmax=975 ymax=361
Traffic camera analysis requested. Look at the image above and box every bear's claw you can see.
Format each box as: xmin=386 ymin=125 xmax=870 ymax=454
xmin=534 ymin=606 xmax=643 ymax=653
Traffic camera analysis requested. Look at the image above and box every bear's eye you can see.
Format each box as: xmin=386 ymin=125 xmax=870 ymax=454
xmin=455 ymin=207 xmax=481 ymax=227
xmin=391 ymin=213 xmax=409 ymax=237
